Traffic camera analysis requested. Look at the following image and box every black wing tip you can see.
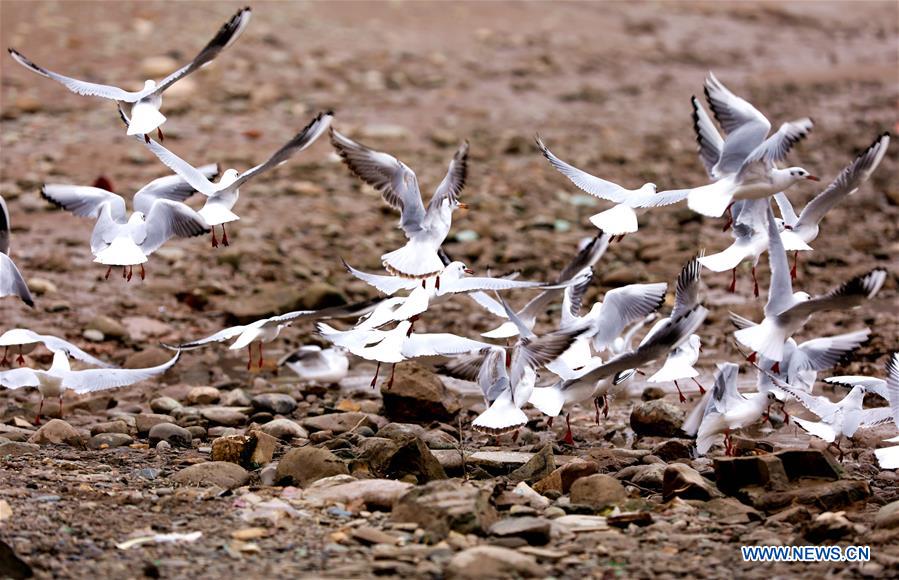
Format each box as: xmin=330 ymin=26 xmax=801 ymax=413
xmin=39 ymin=185 xmax=65 ymax=209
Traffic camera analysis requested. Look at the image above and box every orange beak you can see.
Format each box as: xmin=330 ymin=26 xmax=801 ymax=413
xmin=458 ymin=202 xmax=469 ymax=210
xmin=805 ymin=175 xmax=820 ymax=182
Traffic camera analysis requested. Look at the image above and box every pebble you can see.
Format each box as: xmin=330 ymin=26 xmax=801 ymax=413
xmin=82 ymin=329 xmax=104 ymax=342
xmin=629 ymin=400 xmax=685 ymax=437
xmin=87 ymin=433 xmax=133 ymax=449
xmin=172 ymin=461 xmax=250 ymax=489
xmin=252 ymin=393 xmax=297 ymax=415
xmin=301 ymin=412 xmax=382 ymax=434
xmin=874 ymin=500 xmax=899 ymax=529
xmin=26 ymin=278 xmax=57 ymax=295
xmin=447 ymin=546 xmax=545 ymax=579
xmin=89 ymin=421 xmax=130 ymax=436
xmin=569 ymin=474 xmax=627 ymax=510
xmin=155 ymin=440 xmax=172 ymax=453
xmin=275 ymin=447 xmax=348 ymax=486
xmin=86 ymin=315 xmax=128 ymax=341
xmin=199 ymin=407 xmax=247 ymax=427
xmin=258 ymin=418 xmax=308 ymax=440
xmin=150 ymin=397 xmax=182 ymax=414
xmin=488 ymin=517 xmax=551 ymax=545
xmin=304 ymin=478 xmax=413 ymax=511
xmin=148 ymin=423 xmax=193 ymax=448
xmin=187 ymin=387 xmax=221 ymax=405
xmin=28 ymin=419 xmax=84 ymax=446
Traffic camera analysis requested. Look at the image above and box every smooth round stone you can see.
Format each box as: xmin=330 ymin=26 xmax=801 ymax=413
xmin=258 ymin=418 xmax=308 ymax=440
xmin=148 ymin=423 xmax=193 ymax=448
xmin=200 ymin=407 xmax=248 ymax=427
xmin=150 ymin=397 xmax=182 ymax=414
xmin=252 ymin=393 xmax=298 ymax=415
xmin=88 ymin=433 xmax=133 ymax=449
xmin=186 ymin=426 xmax=207 ymax=441
xmin=187 ymin=387 xmax=221 ymax=405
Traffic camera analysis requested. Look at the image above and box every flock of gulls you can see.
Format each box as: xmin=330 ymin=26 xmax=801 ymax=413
xmin=1 ymin=7 xmax=896 ymax=467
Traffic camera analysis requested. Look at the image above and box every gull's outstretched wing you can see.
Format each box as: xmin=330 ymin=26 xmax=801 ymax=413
xmin=777 ymin=268 xmax=886 ymax=326
xmin=41 ymin=184 xmax=127 ymax=221
xmin=536 ymin=136 xmax=626 ymax=201
xmin=704 ymin=72 xmax=771 ymax=174
xmin=427 ymin=141 xmax=469 ymax=211
xmin=0 ymin=367 xmax=40 ymax=389
xmin=133 ymin=164 xmax=220 ymax=213
xmin=8 ymin=48 xmax=141 ymax=101
xmin=342 ymin=259 xmax=418 ymax=295
xmin=0 ymin=253 xmax=33 ymax=307
xmin=64 ymin=352 xmax=180 ymax=393
xmin=137 ymin=199 xmax=210 ymax=254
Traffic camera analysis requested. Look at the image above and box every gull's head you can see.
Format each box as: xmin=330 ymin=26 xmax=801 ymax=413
xmin=220 ymin=168 xmax=240 ymax=185
xmin=687 ymin=334 xmax=702 ymax=351
xmin=792 ymin=291 xmax=811 ymax=303
xmin=787 ymin=167 xmax=819 ymax=183
xmin=442 ymin=261 xmax=472 ymax=278
xmin=128 ymin=212 xmax=146 ymax=225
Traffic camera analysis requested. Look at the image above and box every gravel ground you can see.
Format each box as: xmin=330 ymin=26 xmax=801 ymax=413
xmin=1 ymin=1 xmax=897 ymax=578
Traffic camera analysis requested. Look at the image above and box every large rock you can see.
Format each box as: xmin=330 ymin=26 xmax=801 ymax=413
xmin=252 ymin=393 xmax=297 ymax=415
xmin=135 ymin=413 xmax=174 ymax=434
xmin=662 ymin=463 xmax=723 ymax=502
xmin=355 ymin=435 xmax=446 ymax=483
xmin=148 ymin=423 xmax=192 ymax=448
xmin=172 ymin=461 xmax=249 ymax=489
xmin=570 ymin=474 xmax=627 ymax=510
xmin=199 ymin=407 xmax=247 ymax=427
xmin=258 ymin=418 xmax=308 ymax=440
xmin=629 ymin=400 xmax=685 ymax=437
xmin=533 ymin=460 xmax=598 ymax=494
xmin=211 ymin=430 xmax=278 ymax=468
xmin=508 ymin=443 xmax=555 ymax=483
xmin=714 ymin=454 xmax=791 ymax=494
xmin=447 ymin=546 xmax=545 ymax=579
xmin=392 ymin=480 xmax=497 ymax=539
xmin=380 ymin=363 xmax=460 ymax=423
xmin=275 ymin=447 xmax=348 ymax=486
xmin=89 ymin=420 xmax=130 ymax=436
xmin=28 ymin=419 xmax=84 ymax=446
xmin=304 ymin=478 xmax=413 ymax=510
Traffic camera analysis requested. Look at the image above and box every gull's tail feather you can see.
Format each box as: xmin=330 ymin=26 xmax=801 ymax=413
xmin=528 ymin=385 xmax=566 ymax=417
xmin=648 ymin=356 xmax=698 ymax=383
xmin=382 ymin=241 xmax=444 ymax=279
xmin=473 ymin=391 xmax=528 ymax=434
xmin=687 ymin=178 xmax=735 ymax=218
xmin=198 ymin=203 xmax=239 ymax=226
xmin=588 ymin=204 xmax=638 ymax=235
xmin=875 ymin=446 xmax=899 ymax=469
xmin=780 ymin=230 xmax=813 ymax=251
xmin=126 ymin=102 xmax=167 ymax=136
xmin=94 ymin=238 xmax=148 ymax=266
xmin=698 ymin=243 xmax=751 ymax=272
xmin=734 ymin=319 xmax=785 ymax=362
xmin=792 ymin=417 xmax=838 ymax=443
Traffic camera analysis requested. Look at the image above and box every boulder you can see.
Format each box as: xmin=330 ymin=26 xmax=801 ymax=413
xmin=662 ymin=463 xmax=723 ymax=502
xmin=28 ymin=419 xmax=84 ymax=446
xmin=391 ymin=480 xmax=497 ymax=539
xmin=355 ymin=435 xmax=446 ymax=483
xmin=305 ymin=477 xmax=413 ymax=510
xmin=172 ymin=461 xmax=249 ymax=489
xmin=380 ymin=363 xmax=460 ymax=423
xmin=629 ymin=400 xmax=685 ymax=437
xmin=508 ymin=443 xmax=555 ymax=484
xmin=301 ymin=412 xmax=383 ymax=434
xmin=275 ymin=447 xmax=348 ymax=486
xmin=569 ymin=474 xmax=627 ymax=510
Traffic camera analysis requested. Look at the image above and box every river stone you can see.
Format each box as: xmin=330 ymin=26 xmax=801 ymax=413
xmin=28 ymin=419 xmax=84 ymax=447
xmin=380 ymin=363 xmax=460 ymax=423
xmin=630 ymin=400 xmax=685 ymax=437
xmin=172 ymin=461 xmax=249 ymax=489
xmin=148 ymin=423 xmax=192 ymax=448
xmin=252 ymin=393 xmax=297 ymax=415
xmin=276 ymin=447 xmax=348 ymax=486
xmin=88 ymin=432 xmax=133 ymax=449
xmin=570 ymin=474 xmax=627 ymax=509
xmin=258 ymin=418 xmax=308 ymax=440
xmin=447 ymin=546 xmax=545 ymax=579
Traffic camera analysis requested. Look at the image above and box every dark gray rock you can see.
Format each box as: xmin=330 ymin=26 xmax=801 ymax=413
xmin=148 ymin=423 xmax=192 ymax=448
xmin=392 ymin=480 xmax=498 ymax=539
xmin=252 ymin=393 xmax=297 ymax=415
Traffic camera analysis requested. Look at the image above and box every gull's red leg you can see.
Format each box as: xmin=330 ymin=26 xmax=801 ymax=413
xmin=747 ymin=352 xmax=757 ymax=364
xmin=435 ymin=276 xmax=440 ymax=291
xmin=35 ymin=398 xmax=44 ymax=425
xmin=751 ymin=266 xmax=759 ymax=298
xmin=602 ymin=395 xmax=609 ymax=419
xmin=157 ymin=127 xmax=164 ymax=142
xmin=140 ymin=264 xmax=146 ymax=280
xmin=127 ymin=266 xmax=133 ymax=282
xmin=771 ymin=361 xmax=780 ymax=374
xmin=58 ymin=395 xmax=64 ymax=419
xmin=1 ymin=347 xmax=8 ymax=367
xmin=247 ymin=344 xmax=253 ymax=371
xmin=593 ymin=397 xmax=601 ymax=424
xmin=387 ymin=363 xmax=396 ymax=389
xmin=211 ymin=228 xmax=219 ymax=248
xmin=370 ymin=361 xmax=381 ymax=388
xmin=257 ymin=342 xmax=264 ymax=369
xmin=791 ymin=251 xmax=798 ymax=280
xmin=692 ymin=377 xmax=706 ymax=395
xmin=105 ymin=266 xmax=112 ymax=280
xmin=221 ymin=225 xmax=230 ymax=247
xmin=728 ymin=268 xmax=737 ymax=293
xmin=674 ymin=380 xmax=686 ymax=404
xmin=562 ymin=413 xmax=574 ymax=446
xmin=16 ymin=346 xmax=25 ymax=366
xmin=122 ymin=266 xmax=127 ymax=279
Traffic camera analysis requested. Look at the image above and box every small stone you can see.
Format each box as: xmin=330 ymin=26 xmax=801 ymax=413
xmin=26 ymin=278 xmax=57 ymax=295
xmin=392 ymin=480 xmax=498 ymax=539
xmin=607 ymin=512 xmax=654 ymax=528
xmin=305 ymin=478 xmax=413 ymax=511
xmin=301 ymin=412 xmax=382 ymax=434
xmin=220 ymin=389 xmax=252 ymax=407
xmin=630 ymin=400 xmax=685 ymax=437
xmin=148 ymin=423 xmax=192 ymax=448
xmin=805 ymin=511 xmax=858 ymax=543
xmin=87 ymin=433 xmax=133 ymax=449
xmin=252 ymin=393 xmax=297 ymax=415
xmin=86 ymin=315 xmax=129 ymax=341
xmin=258 ymin=418 xmax=308 ymax=440
xmin=150 ymin=397 xmax=182 ymax=414
xmin=874 ymin=500 xmax=899 ymax=529
xmin=135 ymin=413 xmax=173 ymax=434
xmin=509 ymin=443 xmax=555 ymax=484
xmin=356 ymin=435 xmax=447 ymax=483
xmin=377 ymin=422 xmax=426 ymax=441
xmin=381 ymin=363 xmax=460 ymax=423
xmin=28 ymin=419 xmax=84 ymax=446
xmin=200 ymin=407 xmax=247 ymax=427
xmin=703 ymin=497 xmax=763 ymax=525
xmin=82 ymin=329 xmax=104 ymax=342
xmin=569 ymin=474 xmax=627 ymax=510
xmin=447 ymin=546 xmax=545 ymax=579
xmin=155 ymin=440 xmax=171 ymax=453
xmin=351 ymin=527 xmax=398 ymax=546
xmin=231 ymin=527 xmax=268 ymax=541
xmin=651 ymin=440 xmax=694 ymax=462
xmin=533 ymin=460 xmax=599 ymax=494
xmin=89 ymin=420 xmax=130 ymax=436
xmin=210 ymin=430 xmax=278 ymax=468
xmin=187 ymin=386 xmax=221 ymax=405
xmin=275 ymin=447 xmax=348 ymax=486
xmin=662 ymin=463 xmax=723 ymax=502
xmin=172 ymin=461 xmax=249 ymax=489
xmin=488 ymin=517 xmax=551 ymax=545
xmin=0 ymin=500 xmax=11 ymax=521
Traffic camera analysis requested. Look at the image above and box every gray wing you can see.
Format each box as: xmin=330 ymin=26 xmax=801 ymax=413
xmin=0 ymin=367 xmax=40 ymax=389
xmin=775 ymin=381 xmax=840 ymax=420
xmin=796 ymin=132 xmax=890 ymax=228
xmin=763 ymin=202 xmax=795 ymax=317
xmin=536 ymin=136 xmax=627 ymax=201
xmin=438 ymin=349 xmax=491 ymax=382
xmin=691 ymin=95 xmax=723 ymax=177
xmin=560 ymin=268 xmax=594 ymax=328
xmin=704 ymin=72 xmax=771 ymax=174
xmin=427 ymin=141 xmax=469 ymax=211
xmin=791 ymin=330 xmax=870 ymax=372
xmin=0 ymin=253 xmax=33 ymax=307
xmin=342 ymin=259 xmax=419 ymax=295
xmin=728 ymin=311 xmax=757 ymax=330
xmin=64 ymin=352 xmax=180 ymax=394
xmin=0 ymin=195 xmax=10 ymax=255
xmin=133 ymin=164 xmax=220 ymax=213
xmin=513 ymin=325 xmax=587 ymax=386
xmin=263 ymin=309 xmax=322 ymax=326
xmin=673 ymin=254 xmax=703 ymax=317
xmin=41 ymin=184 xmax=127 ymax=221
xmin=152 ymin=7 xmax=252 ymax=94
xmin=33 ymin=332 xmax=115 ymax=368
xmin=737 ymin=118 xmax=814 ymax=178
xmin=684 ymin=362 xmax=741 ymax=436
xmin=166 ymin=326 xmax=247 ymax=350
xmin=137 ymin=200 xmax=210 ymax=254
xmin=331 ymin=128 xmax=426 ymax=236
xmin=230 ymin=111 xmax=333 ymax=190
xmin=886 ymin=353 xmax=899 ymax=429
xmin=591 ymin=283 xmax=668 ymax=350
xmin=777 ymin=268 xmax=887 ymax=325
xmin=442 ymin=275 xmax=548 ymax=295
xmin=773 ymin=192 xmax=798 ymax=226
xmin=477 ymin=348 xmax=510 ymax=404
xmin=7 ymin=48 xmax=141 ymax=101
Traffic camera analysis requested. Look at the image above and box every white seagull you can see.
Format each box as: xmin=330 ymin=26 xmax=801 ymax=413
xmin=278 ymin=345 xmax=349 ymax=384
xmin=0 ymin=350 xmax=180 ymax=424
xmin=683 ymin=362 xmax=772 ymax=456
xmin=129 ymin=109 xmax=333 ymax=247
xmin=0 ymin=328 xmax=115 ymax=369
xmin=330 ymin=129 xmax=469 ymax=279
xmin=7 ymin=7 xmax=252 ymax=141
xmin=733 ymin=203 xmax=886 ymax=364
xmin=870 ymin=353 xmax=899 ymax=469
xmin=686 ymin=73 xmax=817 ymax=217
xmin=536 ymin=136 xmax=690 ymax=237
xmin=41 ymin=170 xmax=215 ymax=280
xmin=0 ymin=195 xmax=33 ymax=307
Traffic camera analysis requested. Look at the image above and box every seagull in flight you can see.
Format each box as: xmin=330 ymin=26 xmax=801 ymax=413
xmin=7 ymin=7 xmax=252 ymax=141
xmin=0 ymin=328 xmax=115 ymax=369
xmin=686 ymin=73 xmax=817 ymax=218
xmin=130 ymin=109 xmax=333 ymax=247
xmin=331 ymin=129 xmax=469 ymax=279
xmin=0 ymin=195 xmax=33 ymax=308
xmin=41 ymin=170 xmax=215 ymax=281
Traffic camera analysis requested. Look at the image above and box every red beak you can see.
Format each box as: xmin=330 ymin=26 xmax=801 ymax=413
xmin=464 ymin=269 xmax=475 ymax=275
xmin=458 ymin=202 xmax=469 ymax=210
xmin=805 ymin=175 xmax=820 ymax=182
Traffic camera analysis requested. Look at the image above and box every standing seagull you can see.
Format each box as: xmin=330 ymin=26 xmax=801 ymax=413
xmin=128 ymin=109 xmax=333 ymax=247
xmin=733 ymin=203 xmax=886 ymax=364
xmin=686 ymin=73 xmax=817 ymax=217
xmin=7 ymin=7 xmax=252 ymax=141
xmin=0 ymin=195 xmax=33 ymax=307
xmin=41 ymin=170 xmax=215 ymax=280
xmin=0 ymin=350 xmax=180 ymax=424
xmin=331 ymin=129 xmax=469 ymax=279
xmin=536 ymin=136 xmax=689 ymax=237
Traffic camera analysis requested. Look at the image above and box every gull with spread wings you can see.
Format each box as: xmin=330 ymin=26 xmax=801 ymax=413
xmin=0 ymin=195 xmax=33 ymax=308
